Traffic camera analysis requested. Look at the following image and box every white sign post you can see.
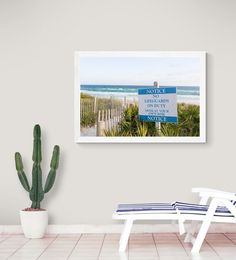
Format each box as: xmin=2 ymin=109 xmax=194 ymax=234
xmin=153 ymin=81 xmax=161 ymax=135
xmin=138 ymin=87 xmax=177 ymax=125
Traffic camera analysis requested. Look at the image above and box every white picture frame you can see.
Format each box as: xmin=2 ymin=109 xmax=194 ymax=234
xmin=74 ymin=51 xmax=206 ymax=143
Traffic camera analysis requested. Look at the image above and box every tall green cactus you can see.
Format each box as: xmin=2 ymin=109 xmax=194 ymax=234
xmin=15 ymin=124 xmax=60 ymax=209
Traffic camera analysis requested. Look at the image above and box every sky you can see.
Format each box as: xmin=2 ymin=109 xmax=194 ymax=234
xmin=79 ymin=56 xmax=201 ymax=86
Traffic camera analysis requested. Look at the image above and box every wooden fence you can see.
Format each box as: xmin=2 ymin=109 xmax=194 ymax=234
xmin=80 ymin=98 xmax=96 ymax=115
xmin=80 ymin=96 xmax=134 ymax=117
xmin=97 ymin=108 xmax=123 ymax=136
xmin=80 ymin=96 xmax=137 ymax=136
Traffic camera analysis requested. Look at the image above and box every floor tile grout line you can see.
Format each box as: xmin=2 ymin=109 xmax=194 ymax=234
xmin=178 ymin=233 xmax=223 ymax=260
xmin=205 ymin=238 xmax=224 ymax=260
xmin=152 ymin=233 xmax=160 ymax=260
xmin=6 ymin=237 xmax=31 ymax=260
xmin=223 ymin=233 xmax=236 ymax=245
xmin=174 ymin=233 xmax=191 ymax=259
xmin=35 ymin=234 xmax=59 ymax=260
xmin=3 ymin=233 xmax=236 ymax=260
xmin=66 ymin=234 xmax=82 ymax=260
xmin=177 ymin=231 xmax=223 ymax=259
xmin=0 ymin=235 xmax=11 ymax=244
xmin=97 ymin=233 xmax=106 ymax=260
xmin=174 ymin=233 xmax=191 ymax=260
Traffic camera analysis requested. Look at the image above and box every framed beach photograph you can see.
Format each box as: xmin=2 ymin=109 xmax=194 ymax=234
xmin=74 ymin=51 xmax=206 ymax=143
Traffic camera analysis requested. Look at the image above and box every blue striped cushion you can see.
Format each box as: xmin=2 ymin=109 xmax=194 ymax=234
xmin=116 ymin=203 xmax=176 ymax=214
xmin=116 ymin=201 xmax=235 ymax=217
xmin=174 ymin=202 xmax=233 ymax=217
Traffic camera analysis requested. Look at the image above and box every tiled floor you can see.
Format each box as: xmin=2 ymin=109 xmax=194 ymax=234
xmin=0 ymin=233 xmax=236 ymax=260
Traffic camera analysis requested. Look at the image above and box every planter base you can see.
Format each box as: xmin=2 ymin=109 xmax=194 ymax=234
xmin=20 ymin=210 xmax=48 ymax=238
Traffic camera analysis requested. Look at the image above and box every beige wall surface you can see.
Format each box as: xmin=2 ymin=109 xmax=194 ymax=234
xmin=0 ymin=0 xmax=236 ymax=225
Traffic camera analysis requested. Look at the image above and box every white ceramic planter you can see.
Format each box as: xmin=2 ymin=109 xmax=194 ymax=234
xmin=20 ymin=210 xmax=48 ymax=238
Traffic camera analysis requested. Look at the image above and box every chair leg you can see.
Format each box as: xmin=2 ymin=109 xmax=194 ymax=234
xmin=185 ymin=196 xmax=209 ymax=243
xmin=119 ymin=219 xmax=133 ymax=252
xmin=191 ymin=219 xmax=211 ymax=253
xmin=184 ymin=221 xmax=198 ymax=243
xmin=119 ymin=252 xmax=128 ymax=260
xmin=191 ymin=199 xmax=218 ymax=254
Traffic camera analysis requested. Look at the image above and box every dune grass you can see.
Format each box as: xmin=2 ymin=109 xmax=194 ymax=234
xmin=80 ymin=93 xmax=123 ymax=127
xmin=104 ymin=103 xmax=200 ymax=137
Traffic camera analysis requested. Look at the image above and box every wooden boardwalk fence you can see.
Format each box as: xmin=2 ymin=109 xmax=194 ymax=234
xmin=80 ymin=98 xmax=96 ymax=115
xmin=97 ymin=108 xmax=123 ymax=136
xmin=80 ymin=96 xmax=137 ymax=136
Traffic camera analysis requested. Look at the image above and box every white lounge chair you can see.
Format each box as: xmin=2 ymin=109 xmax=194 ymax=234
xmin=112 ymin=187 xmax=236 ymax=254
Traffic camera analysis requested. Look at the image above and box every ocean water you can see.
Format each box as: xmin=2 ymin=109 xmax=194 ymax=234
xmin=80 ymin=84 xmax=200 ymax=104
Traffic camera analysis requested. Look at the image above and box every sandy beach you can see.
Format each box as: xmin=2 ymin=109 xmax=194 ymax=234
xmin=80 ymin=126 xmax=96 ymax=136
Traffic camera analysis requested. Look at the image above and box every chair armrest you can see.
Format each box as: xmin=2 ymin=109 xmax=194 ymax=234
xmin=192 ymin=187 xmax=236 ymax=201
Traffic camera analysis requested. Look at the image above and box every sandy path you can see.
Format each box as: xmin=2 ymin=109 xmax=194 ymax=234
xmin=81 ymin=126 xmax=97 ymax=136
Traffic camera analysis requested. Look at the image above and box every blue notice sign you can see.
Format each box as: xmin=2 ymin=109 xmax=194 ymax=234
xmin=138 ymin=87 xmax=177 ymax=123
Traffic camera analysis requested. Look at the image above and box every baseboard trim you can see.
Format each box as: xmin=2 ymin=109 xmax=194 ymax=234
xmin=1 ymin=223 xmax=236 ymax=234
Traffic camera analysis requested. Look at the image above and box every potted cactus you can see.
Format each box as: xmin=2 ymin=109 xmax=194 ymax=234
xmin=14 ymin=124 xmax=60 ymax=238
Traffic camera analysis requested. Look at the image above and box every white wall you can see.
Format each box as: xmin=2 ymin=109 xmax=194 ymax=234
xmin=0 ymin=0 xmax=236 ymax=225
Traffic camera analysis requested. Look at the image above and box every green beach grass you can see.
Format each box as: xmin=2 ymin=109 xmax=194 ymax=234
xmin=104 ymin=103 xmax=199 ymax=137
xmin=80 ymin=93 xmax=123 ymax=127
xmin=80 ymin=93 xmax=200 ymax=137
